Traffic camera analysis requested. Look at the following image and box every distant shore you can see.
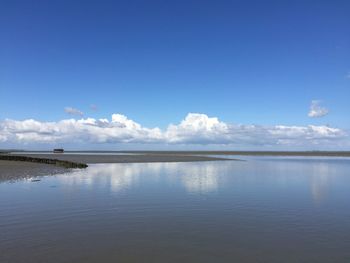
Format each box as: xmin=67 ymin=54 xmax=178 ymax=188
xmin=8 ymin=150 xmax=350 ymax=157
xmin=117 ymin=150 xmax=350 ymax=157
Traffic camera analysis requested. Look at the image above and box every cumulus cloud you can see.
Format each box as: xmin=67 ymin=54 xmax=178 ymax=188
xmin=64 ymin=107 xmax=84 ymax=116
xmin=165 ymin=113 xmax=230 ymax=144
xmin=0 ymin=113 xmax=347 ymax=148
xmin=308 ymin=100 xmax=329 ymax=118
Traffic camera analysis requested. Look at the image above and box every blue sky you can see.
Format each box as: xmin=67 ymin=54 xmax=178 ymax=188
xmin=0 ymin=1 xmax=349 ymax=149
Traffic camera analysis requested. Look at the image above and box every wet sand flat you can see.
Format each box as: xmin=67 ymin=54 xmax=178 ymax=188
xmin=0 ymin=160 xmax=67 ymax=182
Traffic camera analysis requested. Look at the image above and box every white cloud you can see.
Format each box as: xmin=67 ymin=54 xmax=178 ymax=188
xmin=165 ymin=113 xmax=229 ymax=144
xmin=308 ymin=100 xmax=329 ymax=118
xmin=64 ymin=107 xmax=84 ymax=116
xmin=0 ymin=113 xmax=347 ymax=148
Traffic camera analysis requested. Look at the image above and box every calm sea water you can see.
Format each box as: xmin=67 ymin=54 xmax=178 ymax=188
xmin=1 ymin=157 xmax=350 ymax=262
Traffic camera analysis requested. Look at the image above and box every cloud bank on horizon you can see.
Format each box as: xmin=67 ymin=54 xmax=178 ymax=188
xmin=0 ymin=113 xmax=348 ymax=149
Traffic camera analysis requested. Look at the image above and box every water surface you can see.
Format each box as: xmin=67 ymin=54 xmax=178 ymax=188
xmin=1 ymin=157 xmax=350 ymax=262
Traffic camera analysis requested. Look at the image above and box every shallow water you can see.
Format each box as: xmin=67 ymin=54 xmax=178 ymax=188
xmin=1 ymin=157 xmax=350 ymax=262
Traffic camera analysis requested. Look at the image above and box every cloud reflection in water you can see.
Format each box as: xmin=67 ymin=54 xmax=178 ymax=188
xmin=55 ymin=158 xmax=346 ymax=202
xmin=57 ymin=161 xmax=231 ymax=194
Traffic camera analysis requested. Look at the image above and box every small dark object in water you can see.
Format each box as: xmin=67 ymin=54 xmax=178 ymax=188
xmin=31 ymin=179 xmax=41 ymax=182
xmin=53 ymin=148 xmax=64 ymax=153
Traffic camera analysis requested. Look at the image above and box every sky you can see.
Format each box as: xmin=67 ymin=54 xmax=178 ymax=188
xmin=0 ymin=0 xmax=349 ymax=150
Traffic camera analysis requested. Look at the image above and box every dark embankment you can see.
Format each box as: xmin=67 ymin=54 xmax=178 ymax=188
xmin=0 ymin=155 xmax=88 ymax=168
xmin=8 ymin=153 xmax=233 ymax=163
